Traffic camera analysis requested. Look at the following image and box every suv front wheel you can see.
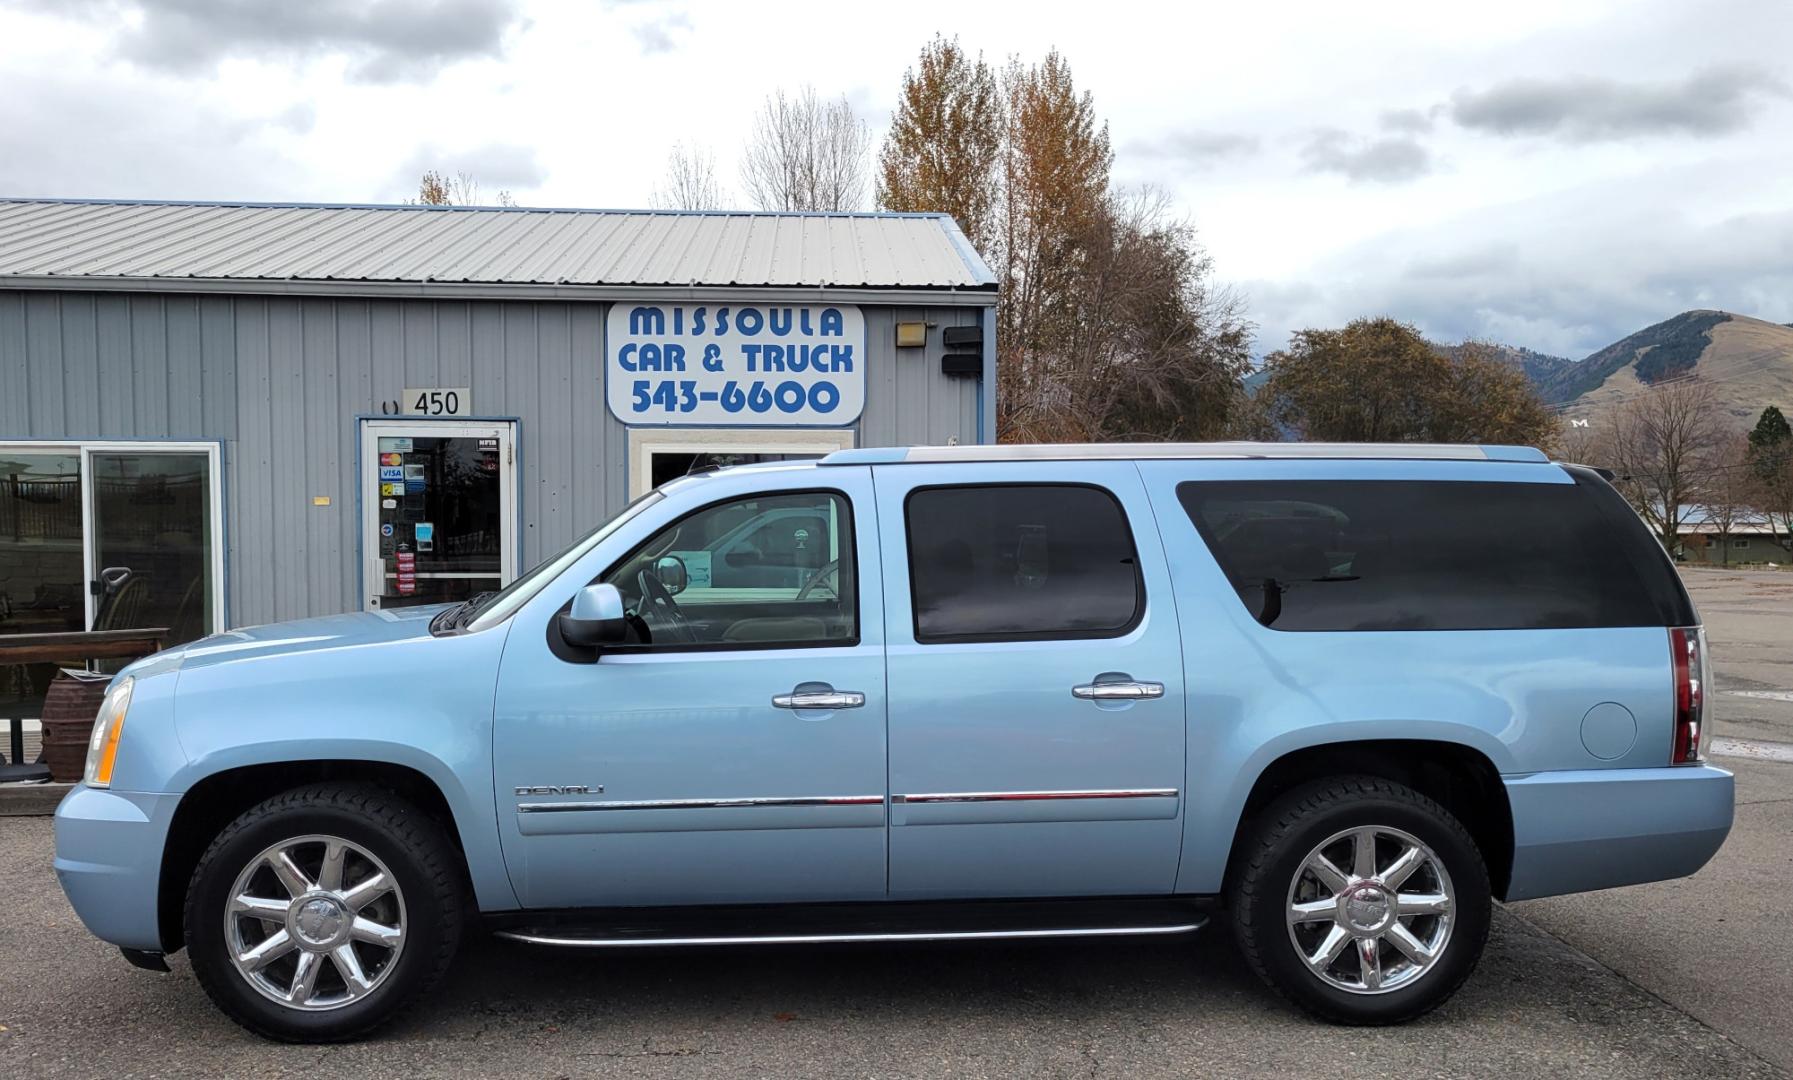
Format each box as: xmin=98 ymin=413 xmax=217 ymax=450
xmin=1228 ymin=776 xmax=1492 ymax=1024
xmin=183 ymin=784 xmax=465 ymax=1042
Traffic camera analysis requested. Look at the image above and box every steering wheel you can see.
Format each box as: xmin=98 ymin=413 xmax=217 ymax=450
xmin=634 ymin=568 xmax=696 ymax=644
xmin=795 ymin=559 xmax=840 ymax=602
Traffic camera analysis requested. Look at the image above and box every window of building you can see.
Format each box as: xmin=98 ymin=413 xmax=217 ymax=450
xmin=601 ymin=491 xmax=854 ymax=648
xmin=1178 ymin=480 xmax=1664 ymax=631
xmin=1734 ymin=538 xmax=1751 ymax=549
xmin=905 ymin=484 xmax=1142 ymax=643
xmin=2 ymin=441 xmax=224 ymax=720
xmin=625 ymin=428 xmax=856 ymax=498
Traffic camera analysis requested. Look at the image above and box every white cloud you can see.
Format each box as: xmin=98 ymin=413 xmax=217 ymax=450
xmin=0 ymin=0 xmax=1790 ymax=359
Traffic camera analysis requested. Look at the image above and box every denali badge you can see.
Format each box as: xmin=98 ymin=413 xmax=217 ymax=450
xmin=515 ymin=785 xmax=602 ymax=796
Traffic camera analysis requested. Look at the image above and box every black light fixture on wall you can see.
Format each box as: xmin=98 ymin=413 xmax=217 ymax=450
xmin=941 ymin=325 xmax=982 ymax=377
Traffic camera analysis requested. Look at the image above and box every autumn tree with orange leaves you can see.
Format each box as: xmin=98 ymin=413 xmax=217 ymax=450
xmin=879 ymin=40 xmax=1251 ymax=442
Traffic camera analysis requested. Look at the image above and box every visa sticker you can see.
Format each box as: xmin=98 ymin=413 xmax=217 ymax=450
xmin=379 ymin=465 xmax=403 ymax=481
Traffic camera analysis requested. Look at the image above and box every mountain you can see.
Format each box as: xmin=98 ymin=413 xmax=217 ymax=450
xmin=1551 ymin=311 xmax=1793 ymax=432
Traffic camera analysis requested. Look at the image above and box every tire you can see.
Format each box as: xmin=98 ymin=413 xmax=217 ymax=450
xmin=1228 ymin=775 xmax=1491 ymax=1025
xmin=183 ymin=783 xmax=465 ymax=1042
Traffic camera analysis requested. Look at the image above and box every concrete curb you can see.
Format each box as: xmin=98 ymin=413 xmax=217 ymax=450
xmin=0 ymin=783 xmax=72 ymax=817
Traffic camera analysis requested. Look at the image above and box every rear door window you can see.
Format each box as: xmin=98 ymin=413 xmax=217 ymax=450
xmin=905 ymin=484 xmax=1142 ymax=642
xmin=1177 ymin=479 xmax=1663 ymax=631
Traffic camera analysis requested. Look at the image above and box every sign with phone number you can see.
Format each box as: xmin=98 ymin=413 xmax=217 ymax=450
xmin=605 ymin=303 xmax=864 ymax=426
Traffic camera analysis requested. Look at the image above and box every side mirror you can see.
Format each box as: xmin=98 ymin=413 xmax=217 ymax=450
xmin=654 ymin=554 xmax=688 ymax=595
xmin=557 ymin=583 xmax=628 ymax=650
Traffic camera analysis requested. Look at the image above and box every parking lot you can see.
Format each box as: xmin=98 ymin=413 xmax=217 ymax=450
xmin=1 ymin=569 xmax=1789 ymax=1079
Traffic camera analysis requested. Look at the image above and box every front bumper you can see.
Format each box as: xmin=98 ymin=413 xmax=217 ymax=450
xmin=53 ymin=786 xmax=182 ymax=951
xmin=1503 ymin=764 xmax=1733 ymax=901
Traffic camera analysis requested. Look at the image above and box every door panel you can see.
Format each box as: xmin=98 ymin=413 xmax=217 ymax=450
xmin=491 ymin=469 xmax=888 ymax=909
xmin=876 ymin=462 xmax=1187 ymax=899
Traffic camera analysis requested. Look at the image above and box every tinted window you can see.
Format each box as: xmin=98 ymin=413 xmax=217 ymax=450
xmin=602 ymin=491 xmax=854 ymax=648
xmin=1178 ymin=479 xmax=1664 ymax=631
xmin=906 ymin=485 xmax=1142 ymax=642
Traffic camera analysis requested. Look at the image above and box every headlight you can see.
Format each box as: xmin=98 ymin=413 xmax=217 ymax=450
xmin=83 ymin=676 xmax=134 ymax=788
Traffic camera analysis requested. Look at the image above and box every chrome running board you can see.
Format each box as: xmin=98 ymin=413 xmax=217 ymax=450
xmin=496 ymin=918 xmax=1206 ymax=949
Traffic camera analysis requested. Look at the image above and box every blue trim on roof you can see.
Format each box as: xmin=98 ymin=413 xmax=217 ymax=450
xmin=1478 ymin=445 xmax=1550 ymax=463
xmin=0 ymin=195 xmax=962 ymax=222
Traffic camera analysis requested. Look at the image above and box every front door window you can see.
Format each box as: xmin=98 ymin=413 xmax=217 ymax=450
xmin=602 ymin=491 xmax=853 ymax=647
xmin=362 ymin=421 xmax=516 ymax=611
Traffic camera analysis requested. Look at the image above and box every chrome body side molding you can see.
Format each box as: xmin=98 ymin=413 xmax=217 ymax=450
xmin=496 ymin=920 xmax=1206 ymax=949
xmin=517 ymin=794 xmax=884 ymax=814
xmin=893 ymin=789 xmax=1178 ymax=804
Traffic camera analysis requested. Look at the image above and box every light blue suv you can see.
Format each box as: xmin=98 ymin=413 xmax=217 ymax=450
xmin=53 ymin=443 xmax=1734 ymax=1040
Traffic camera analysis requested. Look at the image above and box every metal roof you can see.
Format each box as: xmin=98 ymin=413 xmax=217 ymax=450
xmin=0 ymin=198 xmax=998 ymax=299
xmin=820 ymin=442 xmax=1552 ymax=465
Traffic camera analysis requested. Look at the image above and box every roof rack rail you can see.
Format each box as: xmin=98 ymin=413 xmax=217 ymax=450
xmin=818 ymin=442 xmax=1549 ymax=466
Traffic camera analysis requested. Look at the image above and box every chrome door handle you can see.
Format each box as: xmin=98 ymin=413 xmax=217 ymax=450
xmin=772 ymin=690 xmax=866 ymax=710
xmin=1072 ymin=681 xmax=1165 ymax=701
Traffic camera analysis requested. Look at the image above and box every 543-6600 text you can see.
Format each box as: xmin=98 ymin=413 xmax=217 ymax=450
xmin=630 ymin=379 xmax=842 ymax=416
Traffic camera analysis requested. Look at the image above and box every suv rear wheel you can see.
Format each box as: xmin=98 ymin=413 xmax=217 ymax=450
xmin=183 ymin=784 xmax=465 ymax=1042
xmin=1228 ymin=776 xmax=1491 ymax=1024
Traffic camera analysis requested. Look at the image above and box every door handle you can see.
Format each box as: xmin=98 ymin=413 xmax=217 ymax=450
xmin=1072 ymin=680 xmax=1165 ymax=701
xmin=772 ymin=690 xmax=866 ymax=710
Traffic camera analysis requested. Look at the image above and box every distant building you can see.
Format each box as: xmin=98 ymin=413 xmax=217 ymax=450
xmin=1672 ymin=506 xmax=1792 ymax=565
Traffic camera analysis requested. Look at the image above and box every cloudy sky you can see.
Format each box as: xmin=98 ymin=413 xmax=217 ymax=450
xmin=2 ymin=0 xmax=1790 ymax=358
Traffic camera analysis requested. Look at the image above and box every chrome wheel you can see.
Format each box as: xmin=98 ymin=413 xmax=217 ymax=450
xmin=224 ymin=834 xmax=407 ymax=1011
xmin=1285 ymin=825 xmax=1454 ymax=995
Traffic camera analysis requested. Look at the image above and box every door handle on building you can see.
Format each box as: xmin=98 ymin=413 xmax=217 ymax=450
xmin=772 ymin=689 xmax=866 ymax=710
xmin=1071 ymin=680 xmax=1165 ymax=701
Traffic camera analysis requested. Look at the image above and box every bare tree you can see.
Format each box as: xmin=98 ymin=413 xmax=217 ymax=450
xmin=1555 ymin=415 xmax=1604 ymax=465
xmin=1603 ymin=379 xmax=1725 ymax=552
xmin=650 ymin=144 xmax=727 ymax=211
xmin=411 ymin=169 xmax=518 ymax=207
xmin=739 ymin=86 xmax=872 ymax=212
xmin=1701 ymin=435 xmax=1755 ymax=565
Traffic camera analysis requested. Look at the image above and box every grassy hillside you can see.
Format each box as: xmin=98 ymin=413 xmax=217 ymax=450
xmin=1557 ymin=311 xmax=1793 ymax=432
xmin=1541 ymin=311 xmax=1732 ymax=402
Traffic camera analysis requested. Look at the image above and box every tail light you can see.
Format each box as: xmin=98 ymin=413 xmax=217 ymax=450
xmin=1669 ymin=627 xmax=1710 ymax=764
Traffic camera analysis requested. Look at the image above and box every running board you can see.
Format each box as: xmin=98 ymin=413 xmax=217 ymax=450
xmin=497 ymin=918 xmax=1206 ymax=949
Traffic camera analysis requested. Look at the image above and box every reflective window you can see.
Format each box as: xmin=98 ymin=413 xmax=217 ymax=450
xmin=1 ymin=453 xmax=84 ymax=722
xmin=1178 ymin=480 xmax=1664 ymax=631
xmin=906 ymin=485 xmax=1142 ymax=642
xmin=602 ymin=491 xmax=855 ymax=648
xmin=90 ymin=452 xmax=214 ymax=646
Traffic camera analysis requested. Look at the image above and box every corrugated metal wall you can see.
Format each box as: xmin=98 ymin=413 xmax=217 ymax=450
xmin=0 ymin=290 xmax=986 ymax=628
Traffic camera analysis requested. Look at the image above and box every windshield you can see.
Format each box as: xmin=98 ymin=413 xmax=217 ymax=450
xmin=462 ymin=489 xmax=664 ymax=632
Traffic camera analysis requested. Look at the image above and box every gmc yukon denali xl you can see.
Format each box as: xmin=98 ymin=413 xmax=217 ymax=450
xmin=54 ymin=442 xmax=1732 ymax=1040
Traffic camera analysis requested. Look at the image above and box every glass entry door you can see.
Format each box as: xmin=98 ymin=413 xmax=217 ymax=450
xmin=360 ymin=420 xmax=516 ymax=611
xmin=88 ymin=451 xmax=217 ymax=644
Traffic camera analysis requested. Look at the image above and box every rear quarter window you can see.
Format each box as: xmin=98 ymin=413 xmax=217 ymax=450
xmin=1177 ymin=478 xmax=1669 ymax=631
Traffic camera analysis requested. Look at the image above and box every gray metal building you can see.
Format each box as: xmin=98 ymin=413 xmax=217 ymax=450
xmin=0 ymin=197 xmax=997 ymax=659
